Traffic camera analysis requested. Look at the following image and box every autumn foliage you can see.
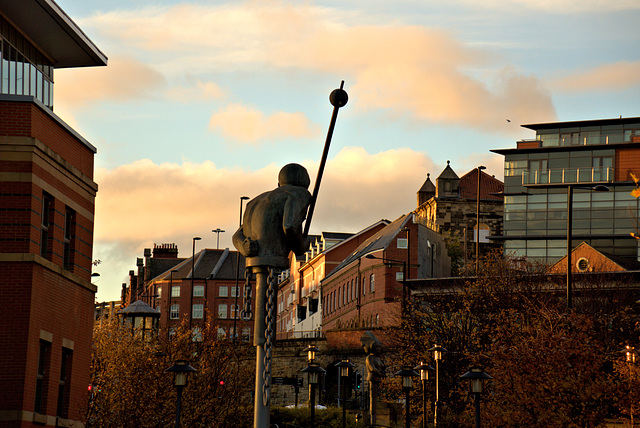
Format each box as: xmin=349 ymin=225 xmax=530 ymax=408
xmin=385 ymin=250 xmax=640 ymax=427
xmin=87 ymin=319 xmax=254 ymax=427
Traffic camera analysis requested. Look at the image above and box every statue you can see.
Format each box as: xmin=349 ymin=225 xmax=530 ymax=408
xmin=233 ymin=163 xmax=312 ymax=268
xmin=361 ymin=331 xmax=385 ymax=426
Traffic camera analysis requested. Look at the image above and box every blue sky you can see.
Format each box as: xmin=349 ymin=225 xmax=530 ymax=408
xmin=52 ymin=0 xmax=640 ymax=301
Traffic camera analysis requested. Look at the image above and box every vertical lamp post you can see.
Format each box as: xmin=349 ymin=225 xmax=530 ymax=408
xmin=429 ymin=345 xmax=447 ymax=427
xmin=190 ymin=237 xmax=201 ymax=328
xmin=336 ymin=359 xmax=354 ymax=428
xmin=211 ymin=228 xmax=225 ymax=250
xmin=395 ymin=366 xmax=419 ymax=428
xmin=623 ymin=345 xmax=638 ymax=426
xmin=475 ymin=165 xmax=486 ymax=275
xmin=233 ymin=196 xmax=250 ymax=343
xmin=460 ymin=367 xmax=492 ymax=428
xmin=565 ymin=184 xmax=608 ymax=309
xmin=301 ymin=345 xmax=325 ymax=428
xmin=165 ymin=360 xmax=197 ymax=428
xmin=414 ymin=362 xmax=436 ymax=428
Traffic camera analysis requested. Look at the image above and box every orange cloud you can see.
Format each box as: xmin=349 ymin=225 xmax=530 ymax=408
xmin=165 ymin=80 xmax=226 ymax=102
xmin=55 ymin=56 xmax=165 ymax=107
xmin=552 ymin=61 xmax=640 ymax=92
xmin=208 ymin=104 xmax=321 ymax=143
xmin=79 ymin=3 xmax=556 ymax=133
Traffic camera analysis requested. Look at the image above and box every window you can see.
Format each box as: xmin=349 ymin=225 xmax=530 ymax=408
xmin=156 ymin=286 xmax=162 ymax=298
xmin=192 ymin=327 xmax=203 ymax=342
xmin=63 ymin=208 xmax=75 ymax=271
xmin=231 ymin=286 xmax=239 ymax=297
xmin=192 ymin=304 xmax=204 ymax=319
xmin=242 ymin=327 xmax=251 ymax=342
xmin=397 ymin=237 xmax=408 ymax=249
xmin=56 ymin=348 xmax=72 ymax=418
xmin=230 ymin=304 xmax=239 ymax=319
xmin=40 ymin=193 xmax=52 ymax=259
xmin=35 ymin=340 xmax=51 ymax=413
xmin=218 ymin=304 xmax=228 ymax=319
xmin=170 ymin=304 xmax=179 ymax=319
xmin=217 ymin=327 xmax=227 ymax=339
xmin=370 ymin=274 xmax=375 ymax=292
xmin=396 ymin=271 xmax=404 ymax=281
xmin=362 ymin=277 xmax=366 ymax=295
xmin=193 ymin=285 xmax=204 ymax=297
xmin=219 ymin=286 xmax=228 ymax=297
xmin=171 ymin=286 xmax=180 ymax=298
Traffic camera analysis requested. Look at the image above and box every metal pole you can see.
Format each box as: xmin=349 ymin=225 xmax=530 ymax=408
xmin=310 ymin=383 xmax=316 ymax=428
xmin=434 ymin=359 xmax=439 ymax=428
xmin=405 ymin=388 xmax=411 ymax=428
xmin=253 ymin=267 xmax=270 ymax=428
xmin=475 ymin=166 xmax=485 ymax=274
xmin=422 ymin=379 xmax=427 ymax=428
xmin=567 ymin=185 xmax=573 ymax=310
xmin=474 ymin=393 xmax=481 ymax=428
xmin=175 ymin=385 xmax=183 ymax=428
xmin=304 ymin=81 xmax=348 ymax=237
xmin=234 ymin=197 xmax=249 ymax=343
xmin=342 ymin=380 xmax=347 ymax=428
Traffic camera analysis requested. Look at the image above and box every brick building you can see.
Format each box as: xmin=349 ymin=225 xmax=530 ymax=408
xmin=128 ymin=246 xmax=254 ymax=341
xmin=321 ymin=213 xmax=450 ymax=332
xmin=276 ymin=224 xmax=389 ymax=340
xmin=414 ymin=161 xmax=504 ymax=274
xmin=0 ymin=2 xmax=106 ymax=427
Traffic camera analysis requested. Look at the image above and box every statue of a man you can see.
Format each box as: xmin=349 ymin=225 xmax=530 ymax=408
xmin=233 ymin=163 xmax=312 ymax=269
xmin=361 ymin=331 xmax=385 ymax=382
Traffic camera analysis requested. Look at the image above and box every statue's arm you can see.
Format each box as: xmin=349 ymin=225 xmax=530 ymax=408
xmin=282 ymin=191 xmax=312 ymax=255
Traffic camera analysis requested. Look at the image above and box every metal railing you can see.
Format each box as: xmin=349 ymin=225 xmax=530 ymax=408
xmin=522 ymin=167 xmax=614 ymax=185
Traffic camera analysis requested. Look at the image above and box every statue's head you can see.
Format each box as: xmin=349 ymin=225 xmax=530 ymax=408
xmin=278 ymin=163 xmax=310 ymax=189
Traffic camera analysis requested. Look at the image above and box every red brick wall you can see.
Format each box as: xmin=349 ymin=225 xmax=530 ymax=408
xmin=0 ymin=101 xmax=94 ymax=179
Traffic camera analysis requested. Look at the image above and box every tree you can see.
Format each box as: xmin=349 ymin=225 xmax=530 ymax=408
xmin=87 ymin=318 xmax=254 ymax=427
xmin=387 ymin=250 xmax=640 ymax=427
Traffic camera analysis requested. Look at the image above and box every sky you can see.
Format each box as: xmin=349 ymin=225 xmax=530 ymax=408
xmin=52 ymin=0 xmax=640 ymax=302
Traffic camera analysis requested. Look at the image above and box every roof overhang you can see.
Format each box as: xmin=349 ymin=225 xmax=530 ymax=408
xmin=0 ymin=0 xmax=107 ymax=68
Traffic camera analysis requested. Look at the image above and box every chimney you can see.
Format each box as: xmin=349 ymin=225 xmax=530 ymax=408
xmin=153 ymin=243 xmax=179 ymax=259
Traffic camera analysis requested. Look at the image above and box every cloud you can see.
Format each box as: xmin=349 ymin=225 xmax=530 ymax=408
xmin=165 ymin=80 xmax=226 ymax=102
xmin=78 ymin=2 xmax=556 ymax=133
xmin=208 ymin=103 xmax=321 ymax=143
xmin=459 ymin=0 xmax=640 ymax=12
xmin=552 ymin=61 xmax=640 ymax=92
xmin=55 ymin=55 xmax=165 ymax=107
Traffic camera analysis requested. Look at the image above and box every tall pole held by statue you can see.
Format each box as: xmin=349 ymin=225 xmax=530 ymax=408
xmin=234 ymin=83 xmax=348 ymax=428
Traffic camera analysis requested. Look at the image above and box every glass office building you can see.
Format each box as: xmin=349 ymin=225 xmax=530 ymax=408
xmin=492 ymin=117 xmax=640 ymax=264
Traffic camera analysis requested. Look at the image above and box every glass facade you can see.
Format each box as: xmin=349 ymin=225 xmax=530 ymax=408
xmin=499 ymin=118 xmax=640 ymax=265
xmin=0 ymin=15 xmax=54 ymax=108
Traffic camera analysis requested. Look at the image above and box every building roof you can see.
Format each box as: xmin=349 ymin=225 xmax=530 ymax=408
xmin=323 ymin=214 xmax=412 ymax=282
xmin=437 ymin=160 xmax=459 ymax=180
xmin=418 ymin=173 xmax=436 ymax=194
xmin=522 ymin=116 xmax=640 ymax=131
xmin=151 ymin=248 xmax=246 ymax=282
xmin=0 ymin=0 xmax=107 ymax=68
xmin=459 ymin=169 xmax=504 ymax=201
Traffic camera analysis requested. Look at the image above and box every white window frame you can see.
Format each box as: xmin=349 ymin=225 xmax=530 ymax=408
xmin=193 ymin=285 xmax=205 ymax=297
xmin=397 ymin=237 xmax=408 ymax=249
xmin=219 ymin=286 xmax=228 ymax=297
xmin=170 ymin=304 xmax=179 ymax=319
xmin=218 ymin=304 xmax=228 ymax=319
xmin=171 ymin=286 xmax=180 ymax=298
xmin=192 ymin=304 xmax=204 ymax=319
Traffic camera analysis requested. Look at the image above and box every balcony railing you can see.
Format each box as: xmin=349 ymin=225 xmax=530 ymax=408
xmin=522 ymin=167 xmax=614 ymax=185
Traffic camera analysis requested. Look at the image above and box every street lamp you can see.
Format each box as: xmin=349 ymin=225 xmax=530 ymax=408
xmin=414 ymin=362 xmax=436 ymax=428
xmin=460 ymin=367 xmax=492 ymax=428
xmin=336 ymin=359 xmax=354 ymax=428
xmin=190 ymin=237 xmax=201 ymax=328
xmin=211 ymin=228 xmax=225 ymax=250
xmin=234 ymin=196 xmax=250 ymax=343
xmin=395 ymin=366 xmax=419 ymax=428
xmin=476 ymin=165 xmax=486 ymax=275
xmin=566 ymin=184 xmax=608 ymax=309
xmin=165 ymin=360 xmax=197 ymax=428
xmin=365 ymin=254 xmax=408 ymax=316
xmin=302 ymin=347 xmax=325 ymax=428
xmin=622 ymin=345 xmax=638 ymax=425
xmin=429 ymin=345 xmax=447 ymax=427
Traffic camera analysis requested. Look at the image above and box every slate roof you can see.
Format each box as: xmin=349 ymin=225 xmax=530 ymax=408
xmin=151 ymin=248 xmax=246 ymax=281
xmin=323 ymin=214 xmax=412 ymax=282
xmin=459 ymin=169 xmax=504 ymax=201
